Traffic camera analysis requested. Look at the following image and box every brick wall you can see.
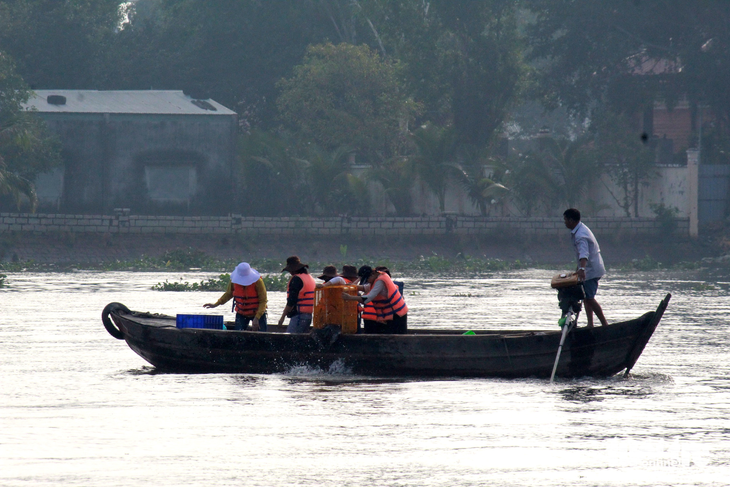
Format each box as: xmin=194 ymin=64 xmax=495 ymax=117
xmin=0 ymin=212 xmax=690 ymax=237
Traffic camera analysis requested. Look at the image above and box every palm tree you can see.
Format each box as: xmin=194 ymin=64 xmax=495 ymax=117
xmin=409 ymin=123 xmax=458 ymax=213
xmin=506 ymin=135 xmax=604 ymax=216
xmin=365 ymin=157 xmax=415 ymax=216
xmin=238 ymin=130 xmax=309 ymax=215
xmin=538 ymin=136 xmax=604 ymax=209
xmin=301 ymin=145 xmax=368 ymax=215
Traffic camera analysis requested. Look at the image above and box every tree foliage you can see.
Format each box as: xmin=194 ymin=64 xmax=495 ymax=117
xmin=277 ymin=42 xmax=420 ymax=162
xmin=0 ymin=0 xmax=121 ymax=89
xmin=0 ymin=50 xmax=61 ymax=210
xmin=107 ymin=0 xmax=339 ymax=129
xmin=361 ymin=0 xmax=526 ymax=146
xmin=525 ymin=0 xmax=730 ymax=130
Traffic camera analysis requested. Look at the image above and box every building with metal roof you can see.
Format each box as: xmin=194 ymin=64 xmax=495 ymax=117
xmin=25 ymin=90 xmax=236 ymax=116
xmin=24 ymin=90 xmax=237 ymax=215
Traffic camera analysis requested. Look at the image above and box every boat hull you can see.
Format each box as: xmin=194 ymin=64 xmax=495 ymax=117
xmin=102 ymin=294 xmax=670 ymax=378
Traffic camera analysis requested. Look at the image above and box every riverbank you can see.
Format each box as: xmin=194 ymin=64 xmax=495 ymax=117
xmin=0 ymin=229 xmax=724 ymax=271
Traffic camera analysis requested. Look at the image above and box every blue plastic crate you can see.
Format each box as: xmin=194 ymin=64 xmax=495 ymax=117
xmin=176 ymin=314 xmax=225 ymax=330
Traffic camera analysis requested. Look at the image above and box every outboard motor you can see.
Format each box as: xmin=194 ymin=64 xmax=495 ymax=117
xmin=549 ymin=275 xmax=585 ymax=382
xmin=557 ymin=284 xmax=584 ymax=325
xmin=550 ymin=272 xmax=584 ymax=327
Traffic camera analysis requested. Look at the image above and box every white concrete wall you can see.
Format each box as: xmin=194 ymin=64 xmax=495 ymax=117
xmin=590 ymin=165 xmax=689 ymax=218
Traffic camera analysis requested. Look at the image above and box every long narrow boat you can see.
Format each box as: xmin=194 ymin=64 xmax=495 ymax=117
xmin=101 ymin=294 xmax=670 ymax=378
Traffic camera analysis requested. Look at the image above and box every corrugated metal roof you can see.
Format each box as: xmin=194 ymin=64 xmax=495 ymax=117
xmin=23 ymin=90 xmax=236 ymax=116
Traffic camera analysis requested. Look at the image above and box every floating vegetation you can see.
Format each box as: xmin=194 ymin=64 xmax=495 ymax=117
xmin=692 ymin=283 xmax=717 ymax=291
xmin=619 ymin=256 xmax=664 ymax=271
xmin=0 ymin=273 xmax=6 ymax=287
xmin=261 ymin=274 xmax=289 ymax=292
xmin=152 ymin=272 xmax=291 ymax=292
xmin=152 ymin=274 xmax=230 ymax=292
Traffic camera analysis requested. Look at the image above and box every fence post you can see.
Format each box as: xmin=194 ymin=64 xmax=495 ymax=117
xmin=687 ymin=148 xmax=699 ymax=238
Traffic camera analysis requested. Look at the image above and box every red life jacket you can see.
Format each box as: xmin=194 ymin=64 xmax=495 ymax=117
xmin=362 ymin=273 xmax=408 ymax=323
xmin=232 ymin=281 xmax=260 ymax=317
xmin=288 ymin=273 xmax=316 ymax=314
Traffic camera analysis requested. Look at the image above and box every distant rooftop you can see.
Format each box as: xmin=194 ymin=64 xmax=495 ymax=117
xmin=23 ymin=90 xmax=236 ymax=116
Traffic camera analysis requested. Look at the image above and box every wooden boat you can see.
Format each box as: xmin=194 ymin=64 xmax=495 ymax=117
xmin=101 ymin=293 xmax=670 ymax=378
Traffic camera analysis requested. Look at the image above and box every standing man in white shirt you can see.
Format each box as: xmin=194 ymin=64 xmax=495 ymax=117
xmin=563 ymin=208 xmax=609 ymax=327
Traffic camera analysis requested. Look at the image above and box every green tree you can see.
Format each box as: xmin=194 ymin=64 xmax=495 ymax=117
xmin=0 ymin=0 xmax=121 ymax=89
xmin=524 ymin=0 xmax=730 ymax=132
xmin=277 ymin=42 xmax=420 ymax=163
xmin=0 ymin=51 xmax=61 ymax=211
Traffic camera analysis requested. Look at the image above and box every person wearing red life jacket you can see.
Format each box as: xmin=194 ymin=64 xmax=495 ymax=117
xmin=278 ymin=255 xmax=316 ymax=333
xmin=342 ymin=265 xmax=408 ymax=334
xmin=204 ymin=262 xmax=267 ymax=331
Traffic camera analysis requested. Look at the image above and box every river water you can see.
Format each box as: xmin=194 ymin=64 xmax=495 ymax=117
xmin=1 ymin=269 xmax=728 ymax=486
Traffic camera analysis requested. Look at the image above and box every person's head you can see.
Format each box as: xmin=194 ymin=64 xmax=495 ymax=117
xmin=563 ymin=208 xmax=581 ymax=230
xmin=230 ymin=262 xmax=260 ymax=286
xmin=357 ymin=265 xmax=377 ymax=285
xmin=318 ymin=265 xmax=338 ymax=282
xmin=282 ymin=255 xmax=309 ymax=275
xmin=340 ymin=265 xmax=358 ymax=281
xmin=375 ymin=266 xmax=391 ymax=277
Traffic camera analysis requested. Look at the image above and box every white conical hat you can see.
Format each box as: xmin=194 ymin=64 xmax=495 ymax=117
xmin=230 ymin=262 xmax=260 ymax=286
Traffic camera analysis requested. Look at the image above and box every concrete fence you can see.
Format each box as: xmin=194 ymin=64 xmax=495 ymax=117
xmin=0 ymin=212 xmax=689 ymax=238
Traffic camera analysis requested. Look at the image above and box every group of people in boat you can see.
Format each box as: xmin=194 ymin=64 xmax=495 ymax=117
xmin=203 ymin=207 xmax=605 ymax=333
xmin=203 ymin=255 xmax=408 ymax=334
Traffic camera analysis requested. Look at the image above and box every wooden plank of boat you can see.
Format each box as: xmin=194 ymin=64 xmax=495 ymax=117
xmin=101 ymin=294 xmax=671 ymax=378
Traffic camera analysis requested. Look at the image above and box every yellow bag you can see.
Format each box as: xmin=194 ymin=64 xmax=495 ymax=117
xmin=550 ymin=272 xmax=580 ymax=289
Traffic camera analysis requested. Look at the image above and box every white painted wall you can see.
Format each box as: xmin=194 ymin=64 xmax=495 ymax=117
xmin=590 ymin=165 xmax=690 ymax=218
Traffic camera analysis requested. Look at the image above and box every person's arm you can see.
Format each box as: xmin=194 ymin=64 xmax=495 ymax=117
xmin=204 ymin=282 xmax=234 ymax=308
xmin=575 ymin=237 xmax=590 ymax=280
xmin=278 ymin=276 xmax=301 ymax=325
xmin=342 ymin=280 xmax=385 ymax=304
xmin=251 ymin=278 xmax=267 ymax=330
xmin=323 ymin=276 xmax=346 ymax=287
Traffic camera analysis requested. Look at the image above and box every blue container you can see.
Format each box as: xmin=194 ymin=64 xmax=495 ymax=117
xmin=176 ymin=314 xmax=225 ymax=330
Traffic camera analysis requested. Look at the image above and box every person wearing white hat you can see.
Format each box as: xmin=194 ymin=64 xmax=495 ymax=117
xmin=204 ymin=262 xmax=268 ymax=331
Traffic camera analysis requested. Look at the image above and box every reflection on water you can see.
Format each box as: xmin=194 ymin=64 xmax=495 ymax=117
xmin=1 ymin=269 xmax=729 ymax=487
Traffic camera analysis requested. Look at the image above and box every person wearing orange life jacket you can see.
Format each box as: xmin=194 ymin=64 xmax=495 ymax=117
xmin=316 ymin=264 xmax=359 ymax=288
xmin=316 ymin=265 xmax=362 ymax=332
xmin=204 ymin=262 xmax=267 ymax=331
xmin=278 ymin=256 xmax=316 ymax=333
xmin=342 ymin=265 xmax=408 ymax=334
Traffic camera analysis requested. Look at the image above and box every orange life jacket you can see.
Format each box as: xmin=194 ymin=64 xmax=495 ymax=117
xmin=232 ymin=281 xmax=260 ymax=317
xmin=288 ymin=273 xmax=316 ymax=314
xmin=362 ymin=273 xmax=408 ymax=323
